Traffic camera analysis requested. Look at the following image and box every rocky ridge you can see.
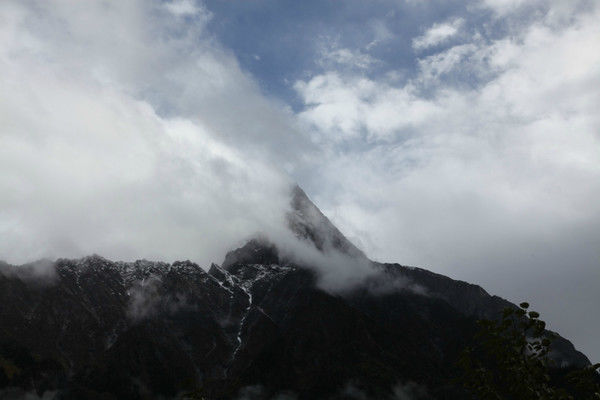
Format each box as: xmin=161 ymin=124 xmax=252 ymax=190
xmin=0 ymin=187 xmax=591 ymax=399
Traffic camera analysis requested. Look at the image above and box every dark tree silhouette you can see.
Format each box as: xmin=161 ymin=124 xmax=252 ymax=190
xmin=457 ymin=302 xmax=600 ymax=400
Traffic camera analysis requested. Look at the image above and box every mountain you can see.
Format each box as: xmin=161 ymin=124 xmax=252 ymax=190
xmin=0 ymin=187 xmax=590 ymax=400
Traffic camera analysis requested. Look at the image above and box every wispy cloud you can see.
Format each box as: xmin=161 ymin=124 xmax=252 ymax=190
xmin=163 ymin=0 xmax=205 ymax=17
xmin=412 ymin=18 xmax=464 ymax=51
xmin=319 ymin=47 xmax=378 ymax=70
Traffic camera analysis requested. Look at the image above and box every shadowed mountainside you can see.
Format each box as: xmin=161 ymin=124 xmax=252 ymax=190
xmin=0 ymin=187 xmax=590 ymax=399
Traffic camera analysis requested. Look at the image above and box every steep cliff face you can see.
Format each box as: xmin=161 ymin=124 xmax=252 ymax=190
xmin=287 ymin=186 xmax=365 ymax=259
xmin=0 ymin=188 xmax=590 ymax=399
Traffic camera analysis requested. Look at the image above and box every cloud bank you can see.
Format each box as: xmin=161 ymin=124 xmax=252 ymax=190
xmin=0 ymin=0 xmax=301 ymax=266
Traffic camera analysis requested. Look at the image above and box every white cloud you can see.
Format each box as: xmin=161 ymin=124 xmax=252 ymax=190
xmin=316 ymin=36 xmax=379 ymax=71
xmin=294 ymin=74 xmax=438 ymax=142
xmin=0 ymin=0 xmax=300 ymax=265
xmin=412 ymin=18 xmax=464 ymax=50
xmin=479 ymin=0 xmax=592 ymax=29
xmin=297 ymin=6 xmax=600 ymax=252
xmin=163 ymin=0 xmax=205 ymax=17
xmin=366 ymin=19 xmax=394 ymax=50
xmin=416 ymin=43 xmax=483 ymax=82
xmin=321 ymin=48 xmax=377 ymax=70
xmin=481 ymin=0 xmax=528 ymax=15
xmin=295 ymin=3 xmax=600 ymax=359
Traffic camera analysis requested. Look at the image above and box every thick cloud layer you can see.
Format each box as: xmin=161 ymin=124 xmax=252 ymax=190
xmin=0 ymin=0 xmax=298 ymax=265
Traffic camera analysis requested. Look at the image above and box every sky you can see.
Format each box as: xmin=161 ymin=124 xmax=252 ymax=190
xmin=0 ymin=0 xmax=599 ymax=361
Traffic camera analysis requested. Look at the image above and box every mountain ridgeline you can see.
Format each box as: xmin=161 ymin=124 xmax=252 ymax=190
xmin=0 ymin=187 xmax=590 ymax=399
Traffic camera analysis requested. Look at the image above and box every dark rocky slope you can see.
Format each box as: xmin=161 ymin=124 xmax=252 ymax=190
xmin=0 ymin=188 xmax=590 ymax=399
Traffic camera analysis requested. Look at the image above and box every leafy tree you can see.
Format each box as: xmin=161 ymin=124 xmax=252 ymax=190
xmin=457 ymin=302 xmax=600 ymax=400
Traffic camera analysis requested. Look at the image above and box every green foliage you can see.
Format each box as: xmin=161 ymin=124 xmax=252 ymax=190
xmin=457 ymin=302 xmax=600 ymax=400
xmin=0 ymin=355 xmax=21 ymax=381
